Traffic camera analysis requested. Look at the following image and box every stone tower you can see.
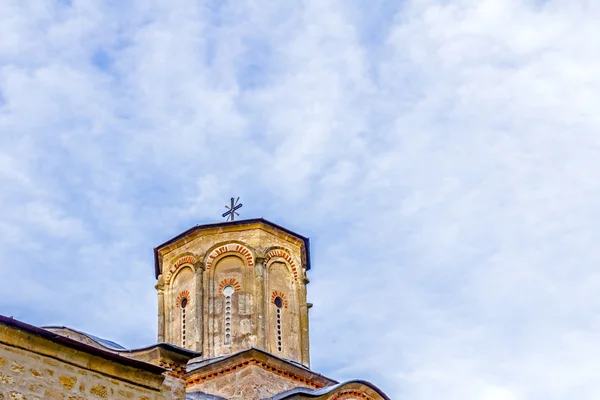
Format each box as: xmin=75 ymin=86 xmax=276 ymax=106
xmin=0 ymin=217 xmax=390 ymax=400
xmin=153 ymin=218 xmax=311 ymax=367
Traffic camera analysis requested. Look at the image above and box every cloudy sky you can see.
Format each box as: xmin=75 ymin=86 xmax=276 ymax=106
xmin=1 ymin=0 xmax=599 ymax=398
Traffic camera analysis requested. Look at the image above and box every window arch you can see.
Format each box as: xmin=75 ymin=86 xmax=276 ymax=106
xmin=205 ymin=243 xmax=254 ymax=270
xmin=222 ymin=284 xmax=236 ymax=345
xmin=209 ymin=256 xmax=246 ymax=356
xmin=274 ymin=296 xmax=283 ymax=352
xmin=264 ymin=248 xmax=300 ymax=281
xmin=177 ymin=291 xmax=190 ymax=347
xmin=271 ymin=291 xmax=288 ymax=353
xmin=164 ymin=255 xmax=197 ymax=285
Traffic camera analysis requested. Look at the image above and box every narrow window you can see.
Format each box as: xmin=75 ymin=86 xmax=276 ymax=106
xmin=222 ymin=285 xmax=235 ymax=345
xmin=180 ymin=297 xmax=188 ymax=347
xmin=274 ymin=296 xmax=283 ymax=352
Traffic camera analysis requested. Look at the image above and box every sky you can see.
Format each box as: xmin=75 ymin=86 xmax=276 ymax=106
xmin=1 ymin=0 xmax=599 ymax=398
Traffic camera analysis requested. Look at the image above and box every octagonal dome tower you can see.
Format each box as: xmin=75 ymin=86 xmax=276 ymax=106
xmin=153 ymin=218 xmax=311 ymax=367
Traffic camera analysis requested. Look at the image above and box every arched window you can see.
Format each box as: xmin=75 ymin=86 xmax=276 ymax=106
xmin=274 ymin=296 xmax=283 ymax=352
xmin=222 ymin=285 xmax=235 ymax=345
xmin=180 ymin=296 xmax=188 ymax=347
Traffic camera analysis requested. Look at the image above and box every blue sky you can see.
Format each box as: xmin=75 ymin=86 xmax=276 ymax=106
xmin=1 ymin=1 xmax=599 ymax=398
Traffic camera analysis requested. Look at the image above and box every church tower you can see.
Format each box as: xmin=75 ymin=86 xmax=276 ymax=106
xmin=0 ymin=215 xmax=390 ymax=399
xmin=153 ymin=218 xmax=311 ymax=367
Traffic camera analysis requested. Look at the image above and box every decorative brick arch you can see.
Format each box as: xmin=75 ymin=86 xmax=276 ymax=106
xmin=165 ymin=255 xmax=197 ymax=285
xmin=205 ymin=243 xmax=254 ymax=270
xmin=186 ymin=358 xmax=325 ymax=389
xmin=265 ymin=248 xmax=299 ymax=281
xmin=176 ymin=290 xmax=190 ymax=308
xmin=270 ymin=291 xmax=289 ymax=308
xmin=332 ymin=390 xmax=374 ymax=400
xmin=218 ymin=278 xmax=241 ymax=294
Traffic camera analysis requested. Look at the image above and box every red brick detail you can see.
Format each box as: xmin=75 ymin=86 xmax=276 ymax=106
xmin=206 ymin=243 xmax=254 ymax=270
xmin=176 ymin=290 xmax=190 ymax=307
xmin=159 ymin=360 xmax=187 ymax=378
xmin=332 ymin=390 xmax=374 ymax=400
xmin=186 ymin=359 xmax=324 ymax=389
xmin=270 ymin=291 xmax=289 ymax=309
xmin=264 ymin=249 xmax=299 ymax=281
xmin=165 ymin=255 xmax=197 ymax=284
xmin=218 ymin=278 xmax=241 ymax=294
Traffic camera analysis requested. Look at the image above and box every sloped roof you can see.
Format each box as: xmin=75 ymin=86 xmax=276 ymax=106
xmin=186 ymin=347 xmax=336 ymax=389
xmin=153 ymin=218 xmax=312 ymax=278
xmin=186 ymin=393 xmax=227 ymax=400
xmin=0 ymin=315 xmax=165 ymax=374
xmin=267 ymin=380 xmax=392 ymax=400
xmin=43 ymin=326 xmax=126 ymax=350
xmin=43 ymin=326 xmax=200 ymax=358
xmin=187 ymin=347 xmax=317 ymax=375
xmin=119 ymin=342 xmax=200 ymax=357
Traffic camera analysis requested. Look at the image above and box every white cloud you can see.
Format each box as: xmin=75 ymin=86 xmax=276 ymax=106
xmin=1 ymin=0 xmax=600 ymax=398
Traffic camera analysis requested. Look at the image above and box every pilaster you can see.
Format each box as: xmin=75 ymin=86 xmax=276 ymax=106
xmin=194 ymin=261 xmax=205 ymax=352
xmin=300 ymin=269 xmax=311 ymax=367
xmin=255 ymin=256 xmax=266 ymax=350
xmin=155 ymin=274 xmax=165 ymax=343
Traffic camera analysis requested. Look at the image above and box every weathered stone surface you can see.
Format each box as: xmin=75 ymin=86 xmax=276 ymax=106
xmin=0 ymin=322 xmax=185 ymax=400
xmin=0 ymin=219 xmax=391 ymax=400
xmin=59 ymin=375 xmax=77 ymax=390
xmin=155 ymin=221 xmax=311 ymax=366
xmin=189 ymin=364 xmax=311 ymax=400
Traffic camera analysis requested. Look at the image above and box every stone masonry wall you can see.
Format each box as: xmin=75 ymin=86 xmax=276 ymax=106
xmin=157 ymin=222 xmax=311 ymax=365
xmin=0 ymin=324 xmax=185 ymax=400
xmin=187 ymin=364 xmax=312 ymax=400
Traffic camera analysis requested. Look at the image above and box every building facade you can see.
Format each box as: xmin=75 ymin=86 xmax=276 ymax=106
xmin=0 ymin=218 xmax=390 ymax=400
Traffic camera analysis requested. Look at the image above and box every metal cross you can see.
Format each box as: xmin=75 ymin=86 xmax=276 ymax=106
xmin=222 ymin=197 xmax=243 ymax=221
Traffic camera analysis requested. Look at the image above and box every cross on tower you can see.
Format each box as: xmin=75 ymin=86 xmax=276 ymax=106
xmin=222 ymin=197 xmax=243 ymax=221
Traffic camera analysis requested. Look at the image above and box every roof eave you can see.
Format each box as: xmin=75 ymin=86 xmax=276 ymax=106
xmin=186 ymin=347 xmax=336 ymax=387
xmin=153 ymin=218 xmax=311 ymax=279
xmin=268 ymin=380 xmax=392 ymax=400
xmin=0 ymin=316 xmax=165 ymax=374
